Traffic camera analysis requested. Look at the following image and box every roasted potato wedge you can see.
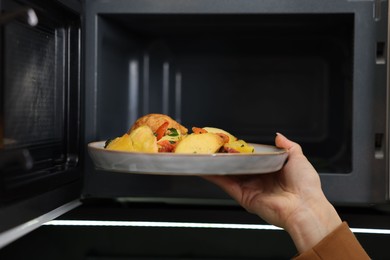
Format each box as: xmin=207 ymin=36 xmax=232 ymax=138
xmin=129 ymin=125 xmax=158 ymax=153
xmin=223 ymin=139 xmax=255 ymax=154
xmin=174 ymin=133 xmax=224 ymax=154
xmin=202 ymin=127 xmax=237 ymax=143
xmin=106 ymin=125 xmax=158 ymax=153
xmin=105 ymin=134 xmax=134 ymax=151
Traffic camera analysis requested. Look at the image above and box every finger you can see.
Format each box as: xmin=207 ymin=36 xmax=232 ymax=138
xmin=202 ymin=175 xmax=235 ymax=189
xmin=275 ymin=133 xmax=317 ymax=177
xmin=202 ymin=175 xmax=242 ymax=199
xmin=275 ymin=132 xmax=303 ymax=155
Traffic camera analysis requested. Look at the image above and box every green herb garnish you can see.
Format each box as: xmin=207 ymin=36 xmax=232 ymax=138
xmin=168 ymin=128 xmax=179 ymax=137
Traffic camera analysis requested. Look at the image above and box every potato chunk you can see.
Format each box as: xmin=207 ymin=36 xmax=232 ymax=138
xmin=174 ymin=133 xmax=224 ymax=154
xmin=128 ymin=125 xmax=158 ymax=153
xmin=223 ymin=139 xmax=255 ymax=154
xmin=106 ymin=125 xmax=158 ymax=153
xmin=202 ymin=127 xmax=237 ymax=143
xmin=105 ymin=134 xmax=134 ymax=152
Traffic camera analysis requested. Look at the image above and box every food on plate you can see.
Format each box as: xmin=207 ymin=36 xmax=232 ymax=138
xmin=196 ymin=127 xmax=254 ymax=153
xmin=223 ymin=140 xmax=255 ymax=153
xmin=105 ymin=125 xmax=158 ymax=153
xmin=129 ymin=113 xmax=188 ymax=135
xmin=174 ymin=132 xmax=225 ymax=154
xmin=104 ymin=134 xmax=134 ymax=152
xmin=202 ymin=127 xmax=238 ymax=143
xmin=104 ymin=113 xmax=254 ymax=154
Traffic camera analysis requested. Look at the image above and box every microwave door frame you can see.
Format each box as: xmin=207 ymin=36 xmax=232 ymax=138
xmin=0 ymin=198 xmax=81 ymax=249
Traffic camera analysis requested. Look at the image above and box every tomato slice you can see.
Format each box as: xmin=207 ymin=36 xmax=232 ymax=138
xmin=223 ymin=146 xmax=240 ymax=153
xmin=192 ymin=127 xmax=208 ymax=134
xmin=216 ymin=133 xmax=230 ymax=144
xmin=155 ymin=121 xmax=169 ymax=140
xmin=158 ymin=140 xmax=176 ymax=152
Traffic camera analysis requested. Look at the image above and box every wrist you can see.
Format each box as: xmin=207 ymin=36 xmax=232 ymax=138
xmin=285 ymin=197 xmax=342 ymax=253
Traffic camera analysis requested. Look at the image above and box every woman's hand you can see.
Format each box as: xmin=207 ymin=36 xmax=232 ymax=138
xmin=203 ymin=133 xmax=342 ymax=253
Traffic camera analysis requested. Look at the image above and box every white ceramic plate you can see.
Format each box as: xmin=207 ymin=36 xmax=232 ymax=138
xmin=88 ymin=141 xmax=288 ymax=175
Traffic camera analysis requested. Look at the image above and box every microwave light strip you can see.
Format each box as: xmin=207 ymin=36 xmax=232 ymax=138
xmin=44 ymin=220 xmax=390 ymax=235
xmin=45 ymin=220 xmax=282 ymax=230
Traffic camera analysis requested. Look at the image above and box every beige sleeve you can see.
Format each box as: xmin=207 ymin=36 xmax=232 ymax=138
xmin=292 ymin=222 xmax=370 ymax=260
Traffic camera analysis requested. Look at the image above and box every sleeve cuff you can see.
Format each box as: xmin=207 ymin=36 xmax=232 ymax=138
xmin=293 ymin=222 xmax=370 ymax=260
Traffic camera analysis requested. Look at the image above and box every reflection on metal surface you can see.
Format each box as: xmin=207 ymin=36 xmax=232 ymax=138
xmin=0 ymin=200 xmax=81 ymax=249
xmin=0 ymin=7 xmax=38 ymax=26
xmin=0 ymin=149 xmax=33 ymax=171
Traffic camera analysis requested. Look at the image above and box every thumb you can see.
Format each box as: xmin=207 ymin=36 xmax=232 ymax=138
xmin=275 ymin=132 xmax=303 ymax=156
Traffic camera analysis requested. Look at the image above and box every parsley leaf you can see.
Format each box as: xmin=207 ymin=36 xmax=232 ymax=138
xmin=168 ymin=128 xmax=179 ymax=137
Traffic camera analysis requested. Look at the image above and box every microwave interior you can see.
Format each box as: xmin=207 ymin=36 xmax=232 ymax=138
xmin=83 ymin=12 xmax=357 ymax=202
xmin=96 ymin=13 xmax=353 ymax=171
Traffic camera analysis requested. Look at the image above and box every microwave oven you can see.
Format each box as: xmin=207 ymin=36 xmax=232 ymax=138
xmin=0 ymin=0 xmax=389 ymax=249
xmin=83 ymin=0 xmax=389 ymax=205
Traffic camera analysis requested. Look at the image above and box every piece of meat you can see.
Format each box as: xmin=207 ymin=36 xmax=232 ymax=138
xmin=128 ymin=113 xmax=188 ymax=135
